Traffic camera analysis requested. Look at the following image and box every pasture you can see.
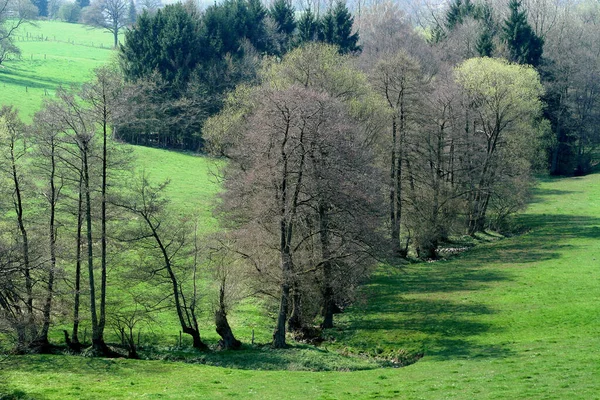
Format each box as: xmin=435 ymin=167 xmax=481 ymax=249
xmin=1 ymin=166 xmax=599 ymax=399
xmin=0 ymin=21 xmax=118 ymax=120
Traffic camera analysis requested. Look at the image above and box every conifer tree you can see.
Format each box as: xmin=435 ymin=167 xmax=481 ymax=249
xmin=297 ymin=8 xmax=318 ymax=43
xmin=270 ymin=0 xmax=295 ymax=36
xmin=502 ymin=0 xmax=543 ymax=67
xmin=128 ymin=0 xmax=136 ymax=25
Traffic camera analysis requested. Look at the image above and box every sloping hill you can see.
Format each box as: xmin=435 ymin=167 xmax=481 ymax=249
xmin=0 ymin=21 xmax=117 ymax=120
xmin=2 ymin=166 xmax=599 ymax=399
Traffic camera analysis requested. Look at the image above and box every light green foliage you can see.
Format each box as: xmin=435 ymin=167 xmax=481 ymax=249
xmin=455 ymin=57 xmax=544 ymax=161
xmin=0 ymin=21 xmax=119 ymax=120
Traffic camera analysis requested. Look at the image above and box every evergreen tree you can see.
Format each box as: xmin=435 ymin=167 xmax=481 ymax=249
xmin=445 ymin=0 xmax=463 ymax=30
xmin=270 ymin=0 xmax=295 ymax=36
xmin=476 ymin=30 xmax=494 ymax=57
xmin=502 ymin=0 xmax=543 ymax=67
xmin=445 ymin=0 xmax=474 ymax=30
xmin=476 ymin=2 xmax=495 ymax=56
xmin=76 ymin=0 xmax=90 ymax=9
xmin=120 ymin=5 xmax=202 ymax=91
xmin=128 ymin=0 xmax=137 ymax=25
xmin=318 ymin=1 xmax=360 ymax=54
xmin=297 ymin=8 xmax=318 ymax=43
xmin=33 ymin=0 xmax=49 ymax=17
xmin=319 ymin=10 xmax=335 ymax=43
xmin=331 ymin=0 xmax=359 ymax=53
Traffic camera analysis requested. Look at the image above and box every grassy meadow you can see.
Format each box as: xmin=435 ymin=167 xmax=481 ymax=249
xmin=1 ymin=172 xmax=599 ymax=398
xmin=0 ymin=21 xmax=119 ymax=120
xmin=1 ymin=20 xmax=600 ymax=400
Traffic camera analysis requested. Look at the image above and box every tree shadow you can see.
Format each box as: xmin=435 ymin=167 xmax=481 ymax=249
xmin=334 ymin=204 xmax=600 ymax=362
xmin=0 ymin=67 xmax=71 ymax=90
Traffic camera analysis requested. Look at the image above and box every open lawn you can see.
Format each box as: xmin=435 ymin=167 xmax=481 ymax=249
xmin=1 ymin=168 xmax=599 ymax=398
xmin=0 ymin=21 xmax=118 ymax=120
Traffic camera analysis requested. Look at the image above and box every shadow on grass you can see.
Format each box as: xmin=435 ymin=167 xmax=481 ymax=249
xmin=333 ymin=207 xmax=600 ymax=362
xmin=2 ymin=345 xmax=382 ymax=373
xmin=0 ymin=68 xmax=70 ymax=91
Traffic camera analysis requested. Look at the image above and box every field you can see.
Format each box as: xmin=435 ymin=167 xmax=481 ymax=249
xmin=1 ymin=171 xmax=599 ymax=398
xmin=0 ymin=20 xmax=118 ymax=120
xmin=1 ymin=21 xmax=600 ymax=400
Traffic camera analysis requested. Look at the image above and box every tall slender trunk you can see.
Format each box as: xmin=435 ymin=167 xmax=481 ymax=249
xmin=390 ymin=117 xmax=400 ymax=257
xmin=39 ymin=139 xmax=58 ymax=345
xmin=319 ymin=203 xmax=335 ymax=329
xmin=273 ymin=116 xmax=305 ymax=349
xmin=10 ymin=139 xmax=34 ymax=343
xmin=72 ymin=169 xmax=84 ymax=346
xmin=99 ymin=106 xmax=108 ymax=343
xmin=83 ymin=144 xmax=105 ymax=352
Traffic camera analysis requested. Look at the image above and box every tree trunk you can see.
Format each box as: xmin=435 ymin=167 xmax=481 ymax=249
xmin=272 ymin=281 xmax=290 ymax=348
xmin=215 ymin=310 xmax=241 ymax=350
xmin=99 ymin=105 xmax=108 ymax=348
xmin=72 ymin=170 xmax=84 ymax=347
xmin=287 ymin=281 xmax=303 ymax=333
xmin=38 ymin=139 xmax=58 ymax=348
xmin=10 ymin=140 xmax=35 ymax=342
xmin=319 ymin=203 xmax=335 ymax=329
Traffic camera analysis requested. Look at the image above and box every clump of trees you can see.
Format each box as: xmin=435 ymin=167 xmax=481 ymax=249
xmin=2 ymin=0 xmax=599 ymax=357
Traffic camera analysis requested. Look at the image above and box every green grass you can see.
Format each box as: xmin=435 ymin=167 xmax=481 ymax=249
xmin=2 ymin=170 xmax=600 ymax=398
xmin=0 ymin=21 xmax=118 ymax=120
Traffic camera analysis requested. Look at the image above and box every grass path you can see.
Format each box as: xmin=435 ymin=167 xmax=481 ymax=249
xmin=1 ymin=174 xmax=600 ymax=398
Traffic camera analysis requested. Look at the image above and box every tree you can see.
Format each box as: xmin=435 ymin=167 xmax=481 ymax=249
xmin=0 ymin=0 xmax=27 ymax=65
xmin=120 ymin=4 xmax=202 ymax=90
xmin=0 ymin=108 xmax=37 ymax=348
xmin=502 ymin=0 xmax=544 ymax=67
xmin=454 ymin=57 xmax=544 ymax=233
xmin=138 ymin=0 xmax=161 ymax=14
xmin=127 ymin=0 xmax=135 ymax=24
xmin=33 ymin=0 xmax=48 ymax=17
xmin=86 ymin=0 xmax=129 ymax=48
xmin=58 ymin=2 xmax=81 ymax=23
xmin=370 ymin=51 xmax=426 ymax=258
xmin=270 ymin=0 xmax=296 ymax=36
xmin=319 ymin=1 xmax=360 ymax=54
xmin=297 ymin=8 xmax=318 ymax=44
xmin=119 ymin=176 xmax=208 ymax=350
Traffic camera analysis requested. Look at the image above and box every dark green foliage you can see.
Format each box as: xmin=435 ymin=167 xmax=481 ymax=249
xmin=269 ymin=0 xmax=296 ymax=36
xmin=76 ymin=0 xmax=89 ymax=9
xmin=445 ymin=0 xmax=463 ymax=30
xmin=445 ymin=0 xmax=474 ymax=30
xmin=120 ymin=5 xmax=202 ymax=92
xmin=58 ymin=2 xmax=81 ymax=22
xmin=476 ymin=3 xmax=496 ymax=56
xmin=318 ymin=1 xmax=360 ymax=54
xmin=33 ymin=0 xmax=48 ymax=17
xmin=476 ymin=30 xmax=493 ymax=57
xmin=502 ymin=0 xmax=543 ymax=67
xmin=297 ymin=8 xmax=318 ymax=43
xmin=201 ymin=0 xmax=272 ymax=57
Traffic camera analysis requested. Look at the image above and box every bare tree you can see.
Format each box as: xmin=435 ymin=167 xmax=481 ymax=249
xmin=118 ymin=175 xmax=208 ymax=350
xmin=85 ymin=0 xmax=129 ymax=48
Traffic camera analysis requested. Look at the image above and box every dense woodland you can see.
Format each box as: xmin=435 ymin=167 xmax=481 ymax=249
xmin=0 ymin=0 xmax=599 ymax=356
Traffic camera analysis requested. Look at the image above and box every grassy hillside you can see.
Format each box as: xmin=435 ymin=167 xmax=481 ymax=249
xmin=0 ymin=21 xmax=118 ymax=120
xmin=2 ymin=166 xmax=599 ymax=399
